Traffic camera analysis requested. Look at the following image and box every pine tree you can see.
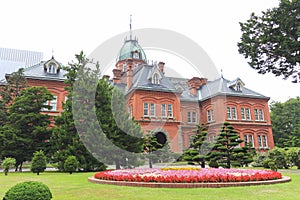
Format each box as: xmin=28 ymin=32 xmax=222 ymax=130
xmin=50 ymin=52 xmax=106 ymax=172
xmin=1 ymin=86 xmax=53 ymax=171
xmin=208 ymin=122 xmax=244 ymax=168
xmin=94 ymin=79 xmax=145 ymax=169
xmin=183 ymin=123 xmax=212 ymax=168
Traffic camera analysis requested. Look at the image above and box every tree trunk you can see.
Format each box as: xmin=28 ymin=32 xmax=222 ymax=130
xmin=19 ymin=162 xmax=23 ymax=172
xmin=115 ymin=160 xmax=121 ymax=170
xmin=201 ymin=161 xmax=205 ymax=168
xmin=149 ymin=158 xmax=153 ymax=168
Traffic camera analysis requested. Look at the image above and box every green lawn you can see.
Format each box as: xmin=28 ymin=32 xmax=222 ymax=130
xmin=0 ymin=170 xmax=299 ymax=200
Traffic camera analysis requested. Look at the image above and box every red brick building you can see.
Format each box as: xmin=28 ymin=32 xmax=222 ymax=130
xmin=4 ymin=37 xmax=274 ymax=153
xmin=112 ymin=38 xmax=274 ymax=153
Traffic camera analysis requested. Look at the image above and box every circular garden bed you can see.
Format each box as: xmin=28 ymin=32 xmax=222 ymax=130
xmin=89 ymin=167 xmax=291 ymax=188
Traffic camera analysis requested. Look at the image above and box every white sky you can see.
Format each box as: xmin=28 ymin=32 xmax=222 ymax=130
xmin=0 ymin=0 xmax=299 ymax=102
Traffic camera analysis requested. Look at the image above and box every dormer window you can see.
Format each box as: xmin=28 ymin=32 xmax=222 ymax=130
xmin=153 ymin=73 xmax=160 ymax=84
xmin=44 ymin=57 xmax=61 ymax=75
xmin=227 ymin=78 xmax=245 ymax=92
xmin=48 ymin=63 xmax=57 ymax=74
xmin=132 ymin=50 xmax=140 ymax=59
xmin=236 ymin=82 xmax=242 ymax=91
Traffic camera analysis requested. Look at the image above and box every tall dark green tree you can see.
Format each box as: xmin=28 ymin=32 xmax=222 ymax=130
xmin=183 ymin=123 xmax=211 ymax=168
xmin=95 ymin=78 xmax=145 ymax=169
xmin=270 ymin=97 xmax=300 ymax=147
xmin=50 ymin=52 xmax=106 ymax=172
xmin=208 ymin=122 xmax=244 ymax=168
xmin=0 ymin=86 xmax=53 ymax=171
xmin=238 ymin=0 xmax=300 ymax=82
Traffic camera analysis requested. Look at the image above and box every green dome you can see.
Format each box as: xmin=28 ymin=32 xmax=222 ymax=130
xmin=117 ymin=39 xmax=147 ymax=62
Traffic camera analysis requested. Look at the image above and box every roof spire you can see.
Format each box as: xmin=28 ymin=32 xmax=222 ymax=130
xmin=51 ymin=48 xmax=54 ymax=59
xmin=130 ymin=14 xmax=132 ymax=40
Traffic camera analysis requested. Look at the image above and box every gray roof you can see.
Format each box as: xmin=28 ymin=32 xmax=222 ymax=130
xmin=126 ymin=64 xmax=179 ymax=94
xmin=199 ymin=77 xmax=269 ymax=100
xmin=5 ymin=59 xmax=67 ymax=82
xmin=167 ymin=77 xmax=198 ymax=102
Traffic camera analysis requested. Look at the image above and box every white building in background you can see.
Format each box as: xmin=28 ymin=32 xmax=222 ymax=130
xmin=0 ymin=47 xmax=43 ymax=80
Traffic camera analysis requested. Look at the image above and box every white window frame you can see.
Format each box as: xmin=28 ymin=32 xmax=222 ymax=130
xmin=161 ymin=104 xmax=166 ymax=117
xmin=192 ymin=112 xmax=197 ymax=123
xmin=259 ymin=109 xmax=264 ymax=121
xmin=150 ymin=103 xmax=155 ymax=117
xmin=143 ymin=102 xmax=149 ymax=116
xmin=167 ymin=104 xmax=173 ymax=118
xmin=245 ymin=108 xmax=251 ymax=120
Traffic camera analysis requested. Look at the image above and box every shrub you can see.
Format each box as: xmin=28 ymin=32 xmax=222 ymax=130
xmin=3 ymin=181 xmax=52 ymax=200
xmin=64 ymin=156 xmax=78 ymax=174
xmin=1 ymin=157 xmax=16 ymax=176
xmin=31 ymin=150 xmax=47 ymax=175
xmin=208 ymin=160 xmax=219 ymax=168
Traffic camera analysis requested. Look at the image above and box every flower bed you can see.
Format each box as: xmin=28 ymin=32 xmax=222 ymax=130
xmin=94 ymin=168 xmax=282 ymax=183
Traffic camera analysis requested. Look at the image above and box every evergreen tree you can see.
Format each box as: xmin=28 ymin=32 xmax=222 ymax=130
xmin=208 ymin=122 xmax=244 ymax=168
xmin=183 ymin=123 xmax=212 ymax=168
xmin=0 ymin=86 xmax=53 ymax=171
xmin=31 ymin=150 xmax=47 ymax=175
xmin=64 ymin=156 xmax=78 ymax=174
xmin=50 ymin=52 xmax=106 ymax=172
xmin=95 ymin=79 xmax=145 ymax=169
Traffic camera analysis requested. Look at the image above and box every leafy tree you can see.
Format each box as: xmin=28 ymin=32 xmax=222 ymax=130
xmin=1 ymin=157 xmax=16 ymax=176
xmin=182 ymin=123 xmax=211 ymax=168
xmin=286 ymin=147 xmax=300 ymax=168
xmin=50 ymin=52 xmax=106 ymax=172
xmin=238 ymin=0 xmax=300 ymax=82
xmin=208 ymin=122 xmax=244 ymax=168
xmin=0 ymin=86 xmax=53 ymax=171
xmin=31 ymin=150 xmax=47 ymax=175
xmin=270 ymin=97 xmax=300 ymax=147
xmin=64 ymin=156 xmax=78 ymax=174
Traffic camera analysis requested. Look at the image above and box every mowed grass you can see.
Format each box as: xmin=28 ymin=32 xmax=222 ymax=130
xmin=0 ymin=170 xmax=299 ymax=200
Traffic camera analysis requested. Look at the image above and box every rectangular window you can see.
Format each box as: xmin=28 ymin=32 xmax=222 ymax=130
xmin=246 ymin=108 xmax=251 ymax=120
xmin=161 ymin=104 xmax=166 ymax=117
xmin=259 ymin=109 xmax=264 ymax=121
xmin=150 ymin=103 xmax=155 ymax=116
xmin=258 ymin=135 xmax=262 ymax=148
xmin=244 ymin=135 xmax=248 ymax=144
xmin=231 ymin=107 xmax=237 ymax=119
xmin=207 ymin=109 xmax=214 ymax=122
xmin=187 ymin=112 xmax=191 ymax=123
xmin=227 ymin=107 xmax=231 ymax=119
xmin=50 ymin=96 xmax=57 ymax=111
xmin=143 ymin=102 xmax=148 ymax=116
xmin=241 ymin=108 xmax=245 ymax=120
xmin=254 ymin=109 xmax=259 ymax=121
xmin=249 ymin=135 xmax=254 ymax=147
xmin=167 ymin=104 xmax=173 ymax=117
xmin=262 ymin=135 xmax=268 ymax=147
xmin=192 ymin=112 xmax=197 ymax=123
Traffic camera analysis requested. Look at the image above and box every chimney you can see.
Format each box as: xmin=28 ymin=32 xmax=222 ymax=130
xmin=112 ymin=68 xmax=122 ymax=84
xmin=187 ymin=77 xmax=207 ymax=96
xmin=127 ymin=65 xmax=133 ymax=89
xmin=103 ymin=75 xmax=110 ymax=80
xmin=158 ymin=62 xmax=165 ymax=74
